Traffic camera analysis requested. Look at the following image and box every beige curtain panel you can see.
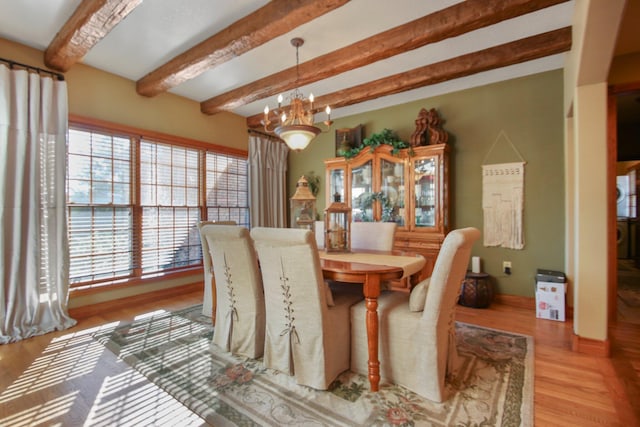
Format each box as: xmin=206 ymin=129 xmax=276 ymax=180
xmin=248 ymin=134 xmax=288 ymax=228
xmin=0 ymin=64 xmax=75 ymax=343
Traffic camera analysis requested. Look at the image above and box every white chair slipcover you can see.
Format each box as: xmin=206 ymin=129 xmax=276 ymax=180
xmin=350 ymin=221 xmax=397 ymax=251
xmin=344 ymin=221 xmax=398 ymax=291
xmin=350 ymin=227 xmax=481 ymax=402
xmin=199 ymin=221 xmax=236 ymax=320
xmin=314 ymin=220 xmax=325 ymax=249
xmin=251 ymin=227 xmax=362 ymax=390
xmin=201 ymin=224 xmax=265 ymax=359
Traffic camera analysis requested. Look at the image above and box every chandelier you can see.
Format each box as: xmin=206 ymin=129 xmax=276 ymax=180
xmin=262 ymin=38 xmax=332 ymax=151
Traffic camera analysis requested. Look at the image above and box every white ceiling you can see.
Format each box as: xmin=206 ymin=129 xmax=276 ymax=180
xmin=0 ymin=0 xmax=577 ymax=121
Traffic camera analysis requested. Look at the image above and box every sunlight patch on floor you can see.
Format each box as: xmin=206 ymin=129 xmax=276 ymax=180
xmin=112 ymin=316 xmax=204 ymax=359
xmin=0 ymin=318 xmax=205 ymax=425
xmin=134 ymin=309 xmax=169 ymax=321
xmin=85 ymin=369 xmax=204 ymax=426
xmin=0 ymin=332 xmax=106 ymax=401
xmin=0 ymin=391 xmax=78 ymax=426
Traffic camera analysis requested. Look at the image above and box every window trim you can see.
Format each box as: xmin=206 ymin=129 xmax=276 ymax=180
xmin=69 ymin=114 xmax=247 ymax=157
xmin=69 ymin=266 xmax=203 ymax=297
xmin=68 ymin=114 xmax=248 ymax=293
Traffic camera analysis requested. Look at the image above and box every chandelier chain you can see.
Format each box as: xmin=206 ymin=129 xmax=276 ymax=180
xmin=295 ymin=43 xmax=300 ymax=85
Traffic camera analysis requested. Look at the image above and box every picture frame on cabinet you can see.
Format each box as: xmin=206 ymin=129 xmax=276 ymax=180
xmin=335 ymin=125 xmax=363 ymax=157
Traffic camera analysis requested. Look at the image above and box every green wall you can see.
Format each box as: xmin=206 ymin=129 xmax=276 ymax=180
xmin=289 ymin=70 xmax=565 ymax=298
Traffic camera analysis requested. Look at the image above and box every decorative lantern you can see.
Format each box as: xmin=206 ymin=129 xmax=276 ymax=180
xmin=290 ymin=175 xmax=316 ymax=229
xmin=324 ymin=198 xmax=351 ymax=252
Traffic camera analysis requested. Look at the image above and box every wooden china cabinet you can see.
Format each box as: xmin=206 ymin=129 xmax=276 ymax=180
xmin=324 ymin=108 xmax=451 ymax=290
xmin=324 ymin=142 xmax=450 ymax=290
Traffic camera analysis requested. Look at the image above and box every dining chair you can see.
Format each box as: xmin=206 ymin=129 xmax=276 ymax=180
xmin=350 ymin=221 xmax=397 ymax=251
xmin=340 ymin=221 xmax=398 ymax=291
xmin=200 ymin=224 xmax=265 ymax=358
xmin=350 ymin=227 xmax=481 ymax=402
xmin=198 ymin=220 xmax=237 ymax=321
xmin=314 ymin=220 xmax=325 ymax=249
xmin=250 ymin=227 xmax=362 ymax=390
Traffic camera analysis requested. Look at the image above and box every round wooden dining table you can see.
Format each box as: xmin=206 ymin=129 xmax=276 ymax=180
xmin=318 ymin=250 xmax=425 ymax=392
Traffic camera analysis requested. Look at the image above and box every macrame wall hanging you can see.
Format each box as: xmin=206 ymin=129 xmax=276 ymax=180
xmin=481 ymin=130 xmax=526 ymax=250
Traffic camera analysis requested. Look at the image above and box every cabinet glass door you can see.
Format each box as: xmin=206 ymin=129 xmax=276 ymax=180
xmin=351 ymin=160 xmax=373 ymax=221
xmin=329 ymin=168 xmax=345 ymax=203
xmin=414 ymin=157 xmax=436 ymax=227
xmin=380 ymin=158 xmax=405 ymax=226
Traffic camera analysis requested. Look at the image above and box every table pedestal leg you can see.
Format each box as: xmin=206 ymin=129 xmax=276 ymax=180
xmin=365 ymin=296 xmax=380 ymax=391
xmin=364 ymin=273 xmax=381 ymax=392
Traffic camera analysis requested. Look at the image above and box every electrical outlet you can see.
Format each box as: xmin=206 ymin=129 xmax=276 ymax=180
xmin=503 ymin=261 xmax=512 ymax=275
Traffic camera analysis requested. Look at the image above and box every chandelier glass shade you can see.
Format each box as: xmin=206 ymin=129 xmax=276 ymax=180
xmin=262 ymin=38 xmax=332 ymax=151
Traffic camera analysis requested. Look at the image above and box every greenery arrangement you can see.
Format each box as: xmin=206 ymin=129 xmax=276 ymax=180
xmin=303 ymin=171 xmax=320 ymax=197
xmin=355 ymin=191 xmax=395 ymax=222
xmin=338 ymin=128 xmax=411 ymax=159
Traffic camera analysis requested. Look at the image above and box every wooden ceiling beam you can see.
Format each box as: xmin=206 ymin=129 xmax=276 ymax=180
xmin=203 ymin=0 xmax=569 ymax=115
xmin=44 ymin=0 xmax=143 ymax=72
xmin=136 ymin=0 xmax=350 ymax=97
xmin=246 ymin=27 xmax=572 ymax=128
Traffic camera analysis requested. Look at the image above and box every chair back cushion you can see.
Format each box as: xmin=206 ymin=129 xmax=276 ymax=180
xmin=351 ymin=222 xmax=397 ymax=251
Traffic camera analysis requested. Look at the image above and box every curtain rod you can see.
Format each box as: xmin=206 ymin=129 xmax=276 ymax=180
xmin=247 ymin=128 xmax=281 ymax=141
xmin=0 ymin=57 xmax=65 ymax=81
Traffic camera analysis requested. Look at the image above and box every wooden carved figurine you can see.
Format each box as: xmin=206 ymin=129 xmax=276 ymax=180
xmin=410 ymin=108 xmax=429 ymax=147
xmin=426 ymin=108 xmax=448 ymax=145
xmin=409 ymin=107 xmax=448 ymax=147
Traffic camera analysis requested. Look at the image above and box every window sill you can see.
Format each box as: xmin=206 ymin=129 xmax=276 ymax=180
xmin=69 ymin=267 xmax=204 ymax=298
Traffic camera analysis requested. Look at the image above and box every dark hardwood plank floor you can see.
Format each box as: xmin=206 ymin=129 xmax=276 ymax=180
xmin=0 ymin=289 xmax=638 ymax=426
xmin=617 ymin=259 xmax=640 ymax=324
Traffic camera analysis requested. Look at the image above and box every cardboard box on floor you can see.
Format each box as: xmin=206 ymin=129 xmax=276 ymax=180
xmin=536 ymin=281 xmax=566 ymax=321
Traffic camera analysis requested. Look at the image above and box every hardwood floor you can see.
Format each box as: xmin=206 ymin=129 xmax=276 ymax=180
xmin=618 ymin=259 xmax=640 ymax=324
xmin=0 ymin=289 xmax=638 ymax=426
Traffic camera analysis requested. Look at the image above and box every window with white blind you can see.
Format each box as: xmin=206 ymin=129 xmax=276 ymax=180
xmin=140 ymin=140 xmax=202 ymax=273
xmin=205 ymin=152 xmax=250 ymax=225
xmin=66 ymin=123 xmax=249 ymax=288
xmin=67 ymin=129 xmax=134 ymax=284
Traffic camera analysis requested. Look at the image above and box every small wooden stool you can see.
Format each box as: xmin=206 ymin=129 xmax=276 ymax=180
xmin=458 ymin=272 xmax=493 ymax=308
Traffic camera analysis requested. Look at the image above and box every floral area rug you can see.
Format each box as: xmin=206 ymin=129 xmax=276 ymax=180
xmin=93 ymin=305 xmax=533 ymax=426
